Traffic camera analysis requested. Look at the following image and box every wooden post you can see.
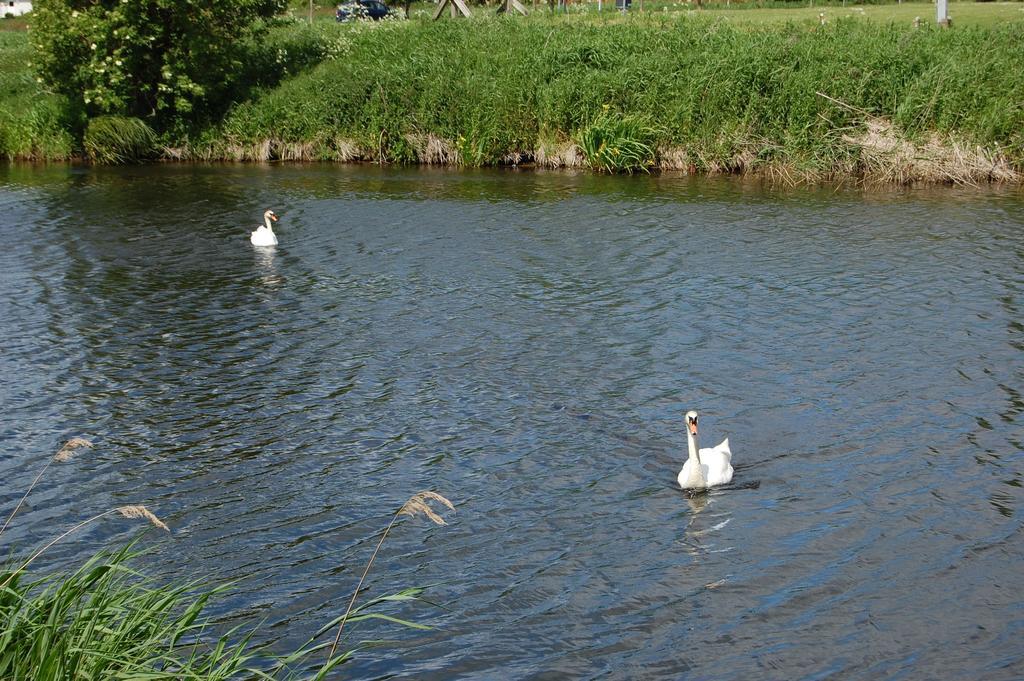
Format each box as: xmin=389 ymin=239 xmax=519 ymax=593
xmin=433 ymin=0 xmax=472 ymax=19
xmin=936 ymin=0 xmax=949 ymax=26
xmin=497 ymin=0 xmax=528 ymax=14
xmin=309 ymin=0 xmax=313 ymax=23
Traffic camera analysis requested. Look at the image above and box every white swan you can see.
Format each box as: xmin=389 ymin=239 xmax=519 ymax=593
xmin=250 ymin=209 xmax=279 ymax=246
xmin=677 ymin=410 xmax=734 ymax=490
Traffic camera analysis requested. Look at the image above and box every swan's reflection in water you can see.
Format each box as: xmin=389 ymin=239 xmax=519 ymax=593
xmin=679 ymin=490 xmax=735 ymax=563
xmin=253 ymin=245 xmax=284 ymax=288
xmin=684 ymin=490 xmax=710 ymax=516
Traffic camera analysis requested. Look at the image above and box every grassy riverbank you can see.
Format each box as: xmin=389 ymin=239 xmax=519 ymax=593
xmin=4 ymin=7 xmax=1024 ymax=183
xmin=204 ymin=14 xmax=1024 ymax=183
xmin=0 ymin=31 xmax=74 ymax=160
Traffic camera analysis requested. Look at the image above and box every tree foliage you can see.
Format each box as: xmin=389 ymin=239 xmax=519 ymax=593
xmin=31 ymin=0 xmax=286 ymax=131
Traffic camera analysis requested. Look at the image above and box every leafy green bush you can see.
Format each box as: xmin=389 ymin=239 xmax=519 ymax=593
xmin=83 ymin=115 xmax=157 ymax=163
xmin=30 ymin=0 xmax=287 ymax=131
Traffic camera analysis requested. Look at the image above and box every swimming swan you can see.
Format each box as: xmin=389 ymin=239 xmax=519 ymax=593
xmin=250 ymin=210 xmax=279 ymax=246
xmin=677 ymin=410 xmax=733 ymax=490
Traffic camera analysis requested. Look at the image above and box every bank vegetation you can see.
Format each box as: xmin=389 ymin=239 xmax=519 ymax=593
xmin=3 ymin=9 xmax=1024 ymax=185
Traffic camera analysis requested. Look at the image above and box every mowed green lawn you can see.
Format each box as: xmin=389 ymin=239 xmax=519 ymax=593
xmin=11 ymin=2 xmax=1024 ymax=28
xmin=683 ymin=1 xmax=1024 ymax=27
xmin=402 ymin=0 xmax=1024 ymax=27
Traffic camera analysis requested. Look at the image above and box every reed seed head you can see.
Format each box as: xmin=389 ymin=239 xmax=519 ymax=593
xmin=117 ymin=505 xmax=170 ymax=532
xmin=398 ymin=491 xmax=455 ymax=526
xmin=54 ymin=437 xmax=93 ymax=462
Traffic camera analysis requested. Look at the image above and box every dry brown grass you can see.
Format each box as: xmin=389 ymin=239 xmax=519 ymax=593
xmin=1 ymin=504 xmax=171 ymax=590
xmin=161 ymin=146 xmax=185 ymax=161
xmin=54 ymin=437 xmax=93 ymax=462
xmin=535 ymin=140 xmax=586 ymax=169
xmin=157 ymin=120 xmax=1019 ymax=186
xmin=398 ymin=491 xmax=456 ymax=526
xmin=165 ymin=136 xmax=368 ymax=163
xmin=760 ymin=161 xmax=805 ymax=188
xmin=332 ymin=137 xmax=365 ymax=162
xmin=501 ymin=150 xmax=533 ymax=166
xmin=1 ymin=438 xmax=94 ymax=538
xmin=405 ymin=133 xmax=461 ymax=165
xmin=277 ymin=140 xmax=317 ymax=162
xmin=842 ymin=118 xmax=1019 ymax=186
xmin=657 ymin=147 xmax=694 ymax=172
xmin=117 ymin=505 xmax=170 ymax=532
xmin=325 ymin=491 xmax=455 ymax=667
xmin=218 ymin=139 xmax=273 ymax=162
xmin=817 ymin=91 xmax=1019 ymax=186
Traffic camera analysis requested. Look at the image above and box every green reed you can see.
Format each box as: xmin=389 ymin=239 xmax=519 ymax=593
xmin=0 ymin=544 xmax=442 ymax=680
xmin=0 ymin=31 xmax=75 ymax=161
xmin=205 ymin=15 xmax=1024 ymax=181
xmin=0 ymin=544 xmax=261 ymax=681
xmin=83 ymin=115 xmax=158 ymax=164
xmin=578 ymin=113 xmax=658 ymax=173
xmin=1 ymin=438 xmax=453 ymax=679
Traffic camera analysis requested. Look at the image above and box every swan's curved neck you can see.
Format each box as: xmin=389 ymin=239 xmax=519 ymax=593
xmin=264 ymin=215 xmax=275 ymax=231
xmin=686 ymin=429 xmax=701 ymax=465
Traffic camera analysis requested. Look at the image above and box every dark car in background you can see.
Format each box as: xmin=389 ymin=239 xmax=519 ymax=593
xmin=336 ymin=0 xmax=391 ymax=21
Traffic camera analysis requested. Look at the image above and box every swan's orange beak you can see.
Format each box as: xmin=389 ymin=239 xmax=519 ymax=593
xmin=271 ymin=214 xmax=279 ymax=221
xmin=688 ymin=420 xmax=698 ymax=435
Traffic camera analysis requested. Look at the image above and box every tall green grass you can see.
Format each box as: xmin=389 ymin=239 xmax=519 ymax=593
xmin=0 ymin=544 xmax=262 ymax=680
xmin=206 ymin=15 xmax=1024 ymax=179
xmin=1 ymin=439 xmax=455 ymax=679
xmin=0 ymin=545 xmax=440 ymax=680
xmin=578 ymin=113 xmax=658 ymax=173
xmin=83 ymin=116 xmax=158 ymax=164
xmin=0 ymin=31 xmax=75 ymax=160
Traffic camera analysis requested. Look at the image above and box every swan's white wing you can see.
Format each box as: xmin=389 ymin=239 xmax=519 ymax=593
xmin=697 ymin=438 xmax=733 ymax=486
xmin=701 ymin=438 xmax=730 ymax=463
xmin=250 ymin=226 xmax=278 ymax=246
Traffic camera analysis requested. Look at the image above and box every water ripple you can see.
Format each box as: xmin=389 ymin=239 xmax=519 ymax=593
xmin=1 ymin=165 xmax=1022 ymax=680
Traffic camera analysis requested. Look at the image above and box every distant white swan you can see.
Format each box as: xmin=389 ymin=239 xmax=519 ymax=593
xmin=677 ymin=410 xmax=734 ymax=490
xmin=250 ymin=209 xmax=279 ymax=246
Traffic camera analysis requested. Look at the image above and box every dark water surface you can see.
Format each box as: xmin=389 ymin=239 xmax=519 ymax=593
xmin=1 ymin=164 xmax=1023 ymax=680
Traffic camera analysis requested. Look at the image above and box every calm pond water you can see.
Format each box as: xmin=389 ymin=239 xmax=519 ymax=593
xmin=1 ymin=164 xmax=1023 ymax=680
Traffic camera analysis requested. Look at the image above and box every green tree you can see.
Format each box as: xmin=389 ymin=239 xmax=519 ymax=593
xmin=30 ymin=0 xmax=286 ymax=131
